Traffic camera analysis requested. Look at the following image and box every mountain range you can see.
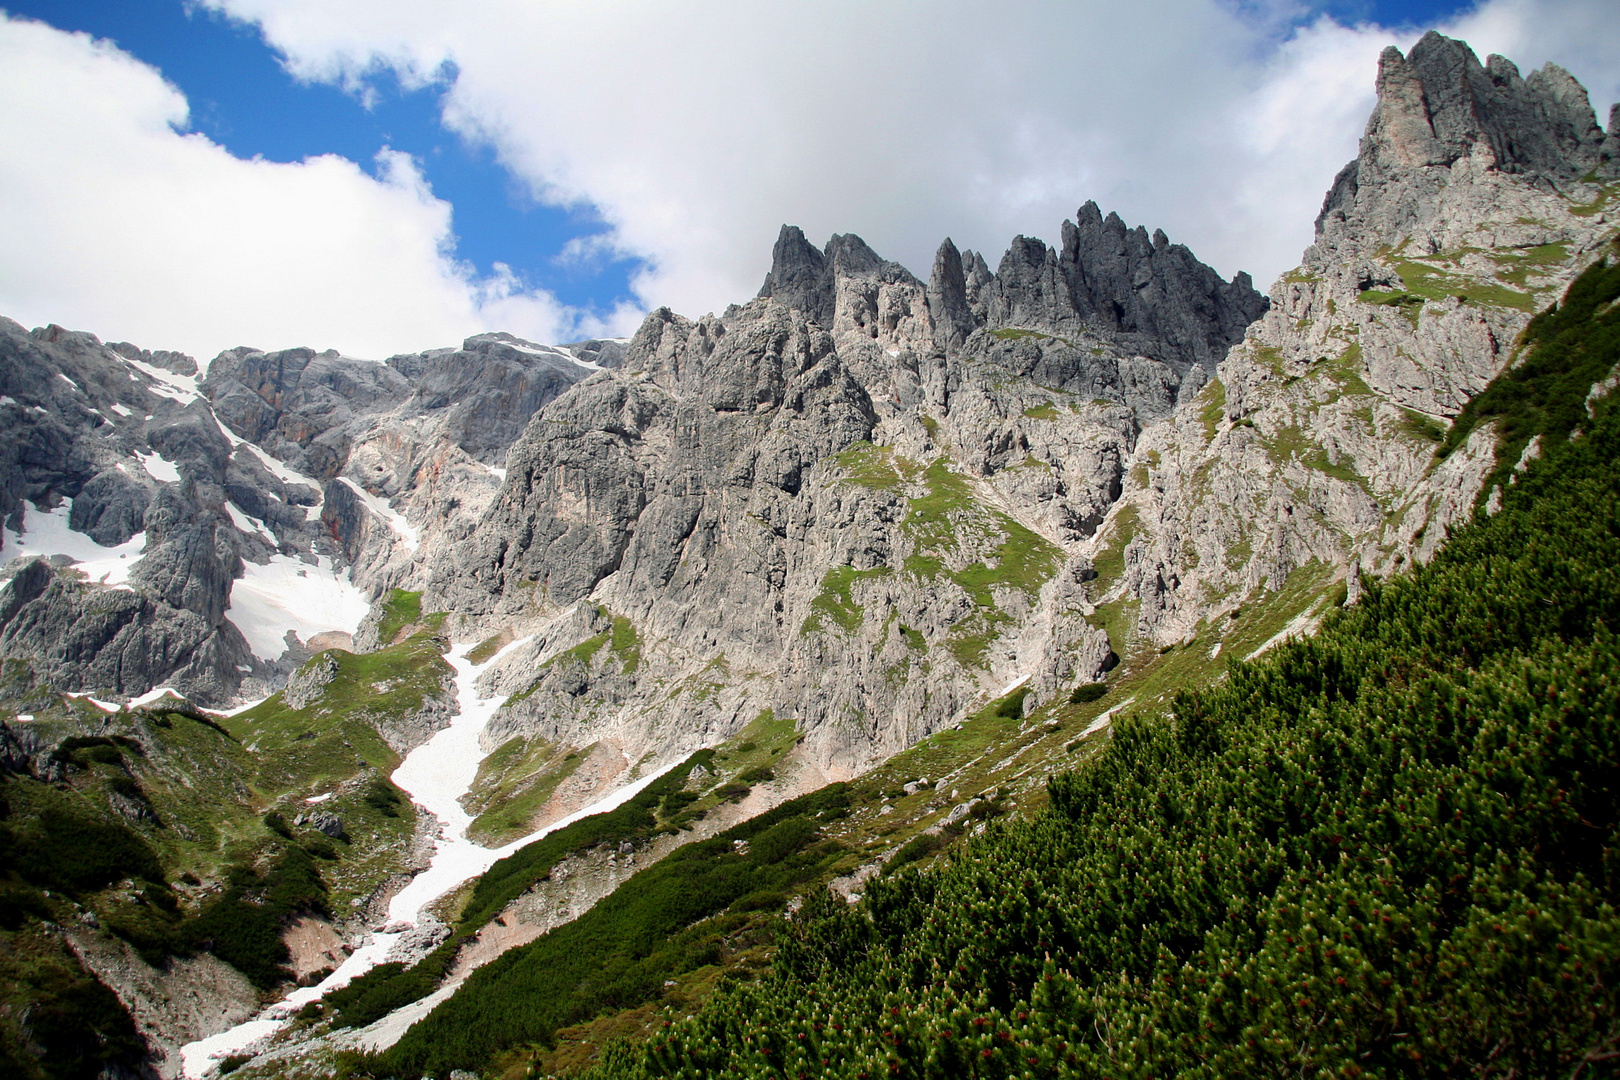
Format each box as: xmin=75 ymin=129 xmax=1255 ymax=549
xmin=1 ymin=30 xmax=1618 ymax=1080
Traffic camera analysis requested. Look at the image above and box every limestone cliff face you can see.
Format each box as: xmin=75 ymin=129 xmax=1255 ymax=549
xmin=415 ymin=33 xmax=1619 ymax=779
xmin=1100 ymin=32 xmax=1620 ymax=650
xmin=423 ymin=204 xmax=1266 ymax=775
xmin=3 ymin=32 xmax=1614 ymax=784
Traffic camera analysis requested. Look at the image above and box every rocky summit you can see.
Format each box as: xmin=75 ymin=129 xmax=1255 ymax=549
xmin=1 ymin=30 xmax=1619 ymax=1080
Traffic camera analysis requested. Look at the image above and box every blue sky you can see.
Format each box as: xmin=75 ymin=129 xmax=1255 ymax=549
xmin=0 ymin=0 xmax=1614 ymax=358
xmin=1313 ymin=0 xmax=1479 ymax=26
xmin=5 ymin=0 xmax=644 ymax=316
xmin=2 ymin=0 xmax=1475 ymax=319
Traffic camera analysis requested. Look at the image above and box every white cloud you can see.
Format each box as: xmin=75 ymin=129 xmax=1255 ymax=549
xmin=3 ymin=2 xmax=1616 ymax=362
xmin=198 ymin=0 xmax=1617 ymax=317
xmin=0 ymin=14 xmax=620 ymax=361
xmin=1443 ymin=0 xmax=1620 ymax=112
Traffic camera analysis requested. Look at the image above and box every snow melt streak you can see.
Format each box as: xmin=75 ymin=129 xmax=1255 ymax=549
xmin=179 ymin=635 xmax=678 ymax=1076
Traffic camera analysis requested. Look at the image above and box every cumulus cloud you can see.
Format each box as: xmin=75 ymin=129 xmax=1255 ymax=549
xmin=3 ymin=2 xmax=1616 ymax=360
xmin=0 ymin=14 xmax=620 ymax=360
xmin=199 ymin=0 xmax=1619 ymax=316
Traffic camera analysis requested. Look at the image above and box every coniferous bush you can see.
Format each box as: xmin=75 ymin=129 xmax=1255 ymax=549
xmin=546 ymin=257 xmax=1620 ymax=1080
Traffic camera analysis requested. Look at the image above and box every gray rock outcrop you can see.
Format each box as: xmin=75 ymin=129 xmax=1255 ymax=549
xmin=1100 ymin=32 xmax=1620 ymax=650
xmin=0 ymin=314 xmax=604 ymax=704
xmin=282 ymin=652 xmax=339 ymax=710
xmin=975 ymin=204 xmax=1269 ymax=372
xmin=3 ymin=30 xmax=1612 ymax=790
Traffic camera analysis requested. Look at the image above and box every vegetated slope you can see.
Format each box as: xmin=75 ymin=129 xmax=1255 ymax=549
xmin=359 ymin=782 xmax=856 ymax=1078
xmin=0 ymin=600 xmax=456 ymax=1077
xmin=568 ymin=255 xmax=1620 ymax=1079
xmin=0 ymin=704 xmax=337 ymax=1079
xmin=309 ymin=750 xmax=730 ymax=1035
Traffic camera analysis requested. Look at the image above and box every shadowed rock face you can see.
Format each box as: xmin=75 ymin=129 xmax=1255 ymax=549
xmin=0 ymin=320 xmax=259 ymax=703
xmin=1319 ymin=31 xmax=1619 ymax=235
xmin=202 ymin=346 xmax=413 ymax=482
xmin=761 ymin=211 xmax=1268 ymax=375
xmin=2 ymin=32 xmax=1614 ymax=781
xmin=388 ymin=333 xmax=595 ymax=465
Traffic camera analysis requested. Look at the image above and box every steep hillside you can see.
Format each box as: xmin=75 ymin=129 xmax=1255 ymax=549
xmin=1 ymin=29 xmax=1617 ymax=1080
xmin=375 ymin=246 xmax=1620 ymax=1080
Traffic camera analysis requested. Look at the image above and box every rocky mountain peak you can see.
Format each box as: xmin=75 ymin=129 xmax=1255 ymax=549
xmin=757 ymin=224 xmax=830 ymax=323
xmin=1319 ymin=32 xmax=1618 ymax=240
xmin=758 ymin=224 xmax=923 ymax=331
xmin=107 ymin=339 xmax=197 ymax=377
xmin=1373 ymin=32 xmax=1606 ymax=178
xmin=758 ymin=209 xmax=1265 ymax=374
xmin=925 ymin=237 xmax=975 ymax=351
xmin=981 ymin=201 xmax=1267 ymax=371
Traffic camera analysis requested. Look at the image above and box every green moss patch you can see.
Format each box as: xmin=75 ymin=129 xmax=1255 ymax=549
xmin=373 ymin=589 xmax=423 ymax=644
xmin=465 ymin=738 xmax=590 ymax=847
xmin=832 ymin=441 xmax=913 ymax=490
xmin=801 ymin=565 xmax=893 ymax=636
xmin=1441 ymin=253 xmax=1620 ymax=499
xmin=1199 ymin=379 xmax=1227 ymax=440
xmin=897 ymin=460 xmax=1062 ymax=667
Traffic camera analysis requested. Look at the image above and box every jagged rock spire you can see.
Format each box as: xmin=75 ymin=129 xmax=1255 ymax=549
xmin=762 ymin=208 xmax=1267 ymax=372
xmin=926 ymin=238 xmax=976 ymax=352
xmin=1319 ymin=31 xmax=1618 ymax=235
xmin=757 ymin=224 xmax=830 ymax=325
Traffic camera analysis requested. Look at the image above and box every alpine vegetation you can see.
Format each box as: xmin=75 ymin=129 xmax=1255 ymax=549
xmin=0 ymin=29 xmax=1618 ymax=1080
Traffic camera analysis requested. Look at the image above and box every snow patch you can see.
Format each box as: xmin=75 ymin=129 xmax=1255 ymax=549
xmin=0 ymin=503 xmax=145 ymax=586
xmin=64 ymin=692 xmax=121 ymax=712
xmin=995 ymin=673 xmax=1030 ymax=699
xmin=225 ymin=555 xmax=369 ymax=661
xmin=220 ymin=695 xmax=269 ymax=717
xmin=137 ymin=452 xmax=181 ymax=483
xmin=122 ymin=355 xmax=199 ymax=404
xmin=225 ymin=502 xmax=273 ymax=543
xmin=179 ymin=1022 xmax=283 ymax=1079
xmin=128 ymin=686 xmax=184 ymax=708
xmin=504 ymin=340 xmax=597 ymax=371
xmin=109 ymin=403 xmax=132 ymax=417
xmin=237 ymin=441 xmax=313 ymax=485
xmin=304 ymin=792 xmax=333 ymax=804
xmin=338 ymin=478 xmax=419 ymax=552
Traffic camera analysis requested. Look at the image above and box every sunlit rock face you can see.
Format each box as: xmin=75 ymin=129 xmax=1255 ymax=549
xmin=3 ymin=32 xmax=1614 ymax=774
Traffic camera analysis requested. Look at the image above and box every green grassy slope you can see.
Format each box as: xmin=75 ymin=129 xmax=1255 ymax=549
xmin=0 ymin=591 xmax=455 ymax=1074
xmin=540 ymin=256 xmax=1620 ymax=1078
